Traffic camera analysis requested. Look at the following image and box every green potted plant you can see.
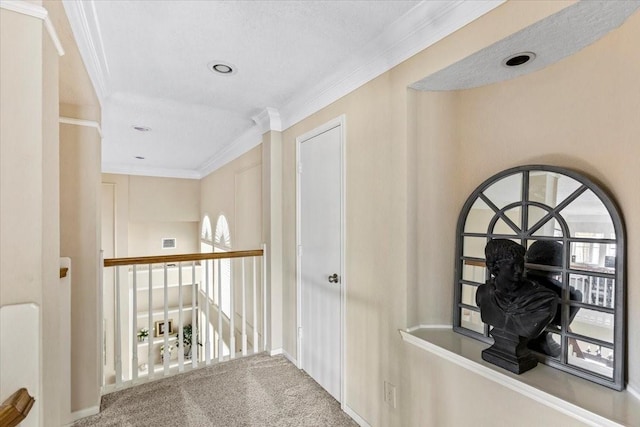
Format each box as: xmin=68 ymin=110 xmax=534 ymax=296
xmin=175 ymin=324 xmax=200 ymax=360
xmin=137 ymin=327 xmax=149 ymax=342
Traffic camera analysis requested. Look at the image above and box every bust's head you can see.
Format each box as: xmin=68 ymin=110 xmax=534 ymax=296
xmin=526 ymin=240 xmax=563 ymax=267
xmin=485 ymin=239 xmax=526 ymax=281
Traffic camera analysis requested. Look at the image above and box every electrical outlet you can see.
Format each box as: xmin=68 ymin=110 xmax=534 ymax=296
xmin=384 ymin=381 xmax=397 ymax=408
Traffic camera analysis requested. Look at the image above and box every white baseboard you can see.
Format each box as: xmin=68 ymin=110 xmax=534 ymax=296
xmin=343 ymin=404 xmax=371 ymax=427
xmin=282 ymin=349 xmax=297 ymax=365
xmin=69 ymin=405 xmax=100 ymax=424
xmin=628 ymin=383 xmax=640 ymax=402
xmin=269 ymin=347 xmax=283 ymax=356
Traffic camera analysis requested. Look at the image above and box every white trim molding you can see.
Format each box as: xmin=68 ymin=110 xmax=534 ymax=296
xmin=69 ymin=405 xmax=100 ymax=424
xmin=62 ymin=0 xmax=109 ymax=103
xmin=102 ymin=162 xmax=201 ymax=180
xmin=252 ymin=107 xmax=282 ymax=134
xmin=401 ymin=328 xmax=640 ymax=427
xmin=278 ymin=0 xmax=504 ymax=131
xmin=59 ymin=116 xmax=103 ymax=137
xmin=405 ymin=324 xmax=452 ymax=333
xmin=343 ymin=404 xmax=372 ymax=427
xmin=197 ymin=126 xmax=262 ymax=178
xmin=1 ymin=0 xmax=65 ymax=56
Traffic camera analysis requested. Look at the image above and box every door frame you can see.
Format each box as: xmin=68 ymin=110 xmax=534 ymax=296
xmin=295 ymin=114 xmax=346 ymax=405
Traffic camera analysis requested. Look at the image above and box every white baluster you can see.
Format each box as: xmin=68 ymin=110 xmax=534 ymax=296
xmin=115 ymin=266 xmax=122 ymax=386
xmin=99 ymin=251 xmax=105 ymax=388
xmin=218 ymin=258 xmax=223 ymax=362
xmin=148 ymin=264 xmax=153 ymax=380
xmin=178 ymin=263 xmax=184 ymax=371
xmin=191 ymin=262 xmax=198 ymax=369
xmin=163 ymin=264 xmax=169 ymax=374
xmin=262 ymin=243 xmax=267 ymax=351
xmin=132 ymin=266 xmax=138 ymax=382
xmin=253 ymin=256 xmax=258 ymax=353
xmin=205 ymin=259 xmax=211 ymax=364
xmin=230 ymin=258 xmax=235 ymax=358
xmin=242 ymin=258 xmax=247 ymax=356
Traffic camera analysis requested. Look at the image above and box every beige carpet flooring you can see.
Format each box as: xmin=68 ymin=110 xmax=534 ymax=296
xmin=74 ymin=353 xmax=358 ymax=426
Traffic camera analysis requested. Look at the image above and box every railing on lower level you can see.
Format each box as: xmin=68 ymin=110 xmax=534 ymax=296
xmin=101 ymin=246 xmax=266 ymax=391
xmin=0 ymin=388 xmax=35 ymax=427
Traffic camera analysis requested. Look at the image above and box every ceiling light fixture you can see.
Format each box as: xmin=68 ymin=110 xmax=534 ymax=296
xmin=208 ymin=60 xmax=237 ymax=75
xmin=503 ymin=52 xmax=536 ymax=67
xmin=133 ymin=125 xmax=151 ymax=132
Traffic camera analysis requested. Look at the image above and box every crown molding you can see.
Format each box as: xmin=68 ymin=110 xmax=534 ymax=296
xmin=197 ymin=126 xmax=263 ymax=178
xmin=252 ymin=107 xmax=282 ymax=134
xmin=101 ymin=162 xmax=201 ymax=180
xmin=279 ymin=0 xmax=504 ymax=130
xmin=61 ymin=0 xmax=109 ymax=103
xmin=1 ymin=0 xmax=65 ymax=56
xmin=59 ymin=116 xmax=102 ymax=137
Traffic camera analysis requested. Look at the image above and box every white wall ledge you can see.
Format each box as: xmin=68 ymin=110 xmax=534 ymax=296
xmin=400 ymin=327 xmax=640 ymax=427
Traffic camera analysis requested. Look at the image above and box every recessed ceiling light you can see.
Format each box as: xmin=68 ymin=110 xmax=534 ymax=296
xmin=135 ymin=156 xmax=145 ymax=160
xmin=208 ymin=61 xmax=237 ymax=75
xmin=503 ymin=52 xmax=536 ymax=67
xmin=133 ymin=125 xmax=151 ymax=132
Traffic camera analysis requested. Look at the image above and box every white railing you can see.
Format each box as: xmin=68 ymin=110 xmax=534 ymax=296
xmin=101 ymin=246 xmax=267 ymax=391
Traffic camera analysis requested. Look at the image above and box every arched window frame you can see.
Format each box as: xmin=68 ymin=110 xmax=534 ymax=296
xmin=201 ymin=215 xmax=213 ymax=248
xmin=453 ymin=165 xmax=625 ymax=390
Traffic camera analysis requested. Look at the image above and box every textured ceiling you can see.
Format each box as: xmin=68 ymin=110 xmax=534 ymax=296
xmin=62 ymin=0 xmax=505 ymax=178
xmin=411 ymin=1 xmax=640 ymax=91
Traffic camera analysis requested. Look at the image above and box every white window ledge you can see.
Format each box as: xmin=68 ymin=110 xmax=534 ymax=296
xmin=400 ymin=326 xmax=640 ymax=427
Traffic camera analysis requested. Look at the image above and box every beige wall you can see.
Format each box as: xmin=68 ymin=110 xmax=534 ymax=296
xmin=128 ymin=175 xmax=200 ymax=223
xmin=0 ymin=7 xmax=62 ymax=425
xmin=102 ymin=174 xmax=201 ymax=258
xmin=451 ymin=9 xmax=640 ymax=392
xmin=60 ymin=119 xmax=102 ymax=413
xmin=200 ymin=145 xmax=262 ymax=250
xmin=42 ymin=20 xmax=62 ymax=426
xmin=276 ymin=0 xmax=640 ymax=425
xmin=200 ymin=145 xmax=265 ymax=349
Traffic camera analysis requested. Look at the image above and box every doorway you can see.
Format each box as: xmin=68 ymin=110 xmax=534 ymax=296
xmin=296 ymin=116 xmax=345 ymax=402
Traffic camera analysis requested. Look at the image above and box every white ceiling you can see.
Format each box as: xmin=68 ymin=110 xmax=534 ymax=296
xmin=62 ymin=0 xmax=505 ymax=179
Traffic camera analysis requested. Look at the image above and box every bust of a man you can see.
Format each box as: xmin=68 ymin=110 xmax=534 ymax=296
xmin=476 ymin=239 xmax=559 ymax=373
xmin=476 ymin=239 xmax=559 ymax=339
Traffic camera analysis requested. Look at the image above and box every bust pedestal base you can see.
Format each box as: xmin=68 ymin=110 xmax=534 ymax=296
xmin=482 ymin=328 xmax=538 ymax=374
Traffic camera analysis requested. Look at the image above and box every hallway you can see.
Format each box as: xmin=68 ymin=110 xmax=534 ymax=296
xmin=74 ymin=353 xmax=356 ymax=426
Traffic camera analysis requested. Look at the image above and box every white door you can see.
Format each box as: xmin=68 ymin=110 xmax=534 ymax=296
xmin=298 ymin=121 xmax=343 ymax=401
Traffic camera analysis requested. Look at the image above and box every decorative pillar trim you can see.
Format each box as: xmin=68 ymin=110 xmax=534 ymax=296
xmin=252 ymin=108 xmax=282 ymax=134
xmin=0 ymin=0 xmax=65 ymax=56
xmin=59 ymin=117 xmax=102 ymax=137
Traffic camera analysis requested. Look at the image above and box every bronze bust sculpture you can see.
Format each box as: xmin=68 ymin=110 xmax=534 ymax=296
xmin=476 ymin=239 xmax=559 ymax=373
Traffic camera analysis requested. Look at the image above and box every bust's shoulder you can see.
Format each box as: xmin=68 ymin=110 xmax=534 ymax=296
xmin=522 ymin=279 xmax=557 ymax=295
xmin=476 ymin=280 xmax=495 ymax=305
xmin=517 ymin=279 xmax=559 ymax=306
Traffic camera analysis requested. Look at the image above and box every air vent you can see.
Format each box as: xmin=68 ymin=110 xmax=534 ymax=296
xmin=161 ymin=238 xmax=177 ymax=250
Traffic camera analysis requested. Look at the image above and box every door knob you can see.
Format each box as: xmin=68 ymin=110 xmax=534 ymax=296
xmin=328 ymin=273 xmax=339 ymax=283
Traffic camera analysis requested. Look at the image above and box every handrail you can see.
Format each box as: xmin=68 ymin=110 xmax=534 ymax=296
xmin=104 ymin=249 xmax=264 ymax=267
xmin=0 ymin=388 xmax=35 ymax=427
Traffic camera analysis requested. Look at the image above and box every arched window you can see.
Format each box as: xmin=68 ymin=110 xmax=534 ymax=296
xmin=201 ymin=215 xmax=213 ymax=252
xmin=453 ymin=165 xmax=625 ymax=390
xmin=214 ymin=214 xmax=231 ymax=249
